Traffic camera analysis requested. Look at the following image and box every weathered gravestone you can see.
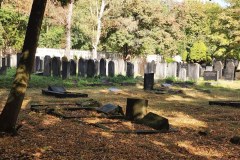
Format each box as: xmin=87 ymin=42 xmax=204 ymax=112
xmin=203 ymin=71 xmax=219 ymax=81
xmin=113 ymin=60 xmax=119 ymax=75
xmin=178 ymin=68 xmax=187 ymax=81
xmin=157 ymin=62 xmax=167 ymax=79
xmin=78 ymin=58 xmax=87 ymax=77
xmin=43 ymin=56 xmax=51 ymax=76
xmin=133 ymin=59 xmax=139 ymax=77
xmin=199 ymin=66 xmax=206 ymax=77
xmin=70 ymin=59 xmax=77 ymax=76
xmin=35 ymin=56 xmax=41 ymax=72
xmin=62 ymin=59 xmax=70 ymax=79
xmin=94 ymin=60 xmax=99 ymax=76
xmin=10 ymin=54 xmax=17 ymax=68
xmin=108 ymin=61 xmax=115 ymax=77
xmin=87 ymin=59 xmax=95 ymax=77
xmin=7 ymin=54 xmax=11 ymax=68
xmin=52 ymin=57 xmax=61 ymax=77
xmin=17 ymin=53 xmax=22 ymax=67
xmin=100 ymin=58 xmax=106 ymax=76
xmin=214 ymin=61 xmax=223 ymax=79
xmin=188 ymin=63 xmax=200 ymax=81
xmin=2 ymin=57 xmax=6 ymax=67
xmin=118 ymin=59 xmax=126 ymax=76
xmin=126 ymin=98 xmax=148 ymax=120
xmin=167 ymin=62 xmax=177 ymax=77
xmin=206 ymin=66 xmax=213 ymax=71
xmin=225 ymin=62 xmax=235 ymax=80
xmin=144 ymin=73 xmax=154 ymax=90
xmin=126 ymin=62 xmax=134 ymax=77
xmin=181 ymin=63 xmax=188 ymax=76
xmin=138 ymin=59 xmax=147 ymax=76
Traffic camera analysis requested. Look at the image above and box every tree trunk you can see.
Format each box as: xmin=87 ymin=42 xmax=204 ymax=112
xmin=65 ymin=0 xmax=74 ymax=59
xmin=0 ymin=0 xmax=47 ymax=133
xmin=92 ymin=0 xmax=106 ymax=59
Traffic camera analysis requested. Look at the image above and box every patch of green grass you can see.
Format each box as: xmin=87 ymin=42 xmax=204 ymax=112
xmin=0 ymin=68 xmax=138 ymax=88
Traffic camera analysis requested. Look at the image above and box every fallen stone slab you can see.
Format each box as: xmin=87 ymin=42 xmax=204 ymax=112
xmin=96 ymin=104 xmax=124 ymax=116
xmin=42 ymin=85 xmax=88 ymax=98
xmin=136 ymin=112 xmax=169 ymax=131
xmin=209 ymin=101 xmax=240 ymax=108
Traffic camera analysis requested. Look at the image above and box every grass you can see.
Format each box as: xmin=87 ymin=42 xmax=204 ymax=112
xmin=0 ymin=68 xmax=138 ymax=88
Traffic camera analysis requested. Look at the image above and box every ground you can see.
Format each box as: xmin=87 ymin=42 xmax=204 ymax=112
xmin=0 ymin=81 xmax=240 ymax=159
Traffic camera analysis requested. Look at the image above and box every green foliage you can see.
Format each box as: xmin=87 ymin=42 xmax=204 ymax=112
xmin=0 ymin=7 xmax=28 ymax=52
xmin=39 ymin=26 xmax=65 ymax=48
xmin=189 ymin=41 xmax=208 ymax=63
xmin=0 ymin=68 xmax=137 ymax=88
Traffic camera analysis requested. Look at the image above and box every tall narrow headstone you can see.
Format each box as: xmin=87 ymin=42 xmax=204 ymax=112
xmin=70 ymin=59 xmax=77 ymax=76
xmin=214 ymin=61 xmax=223 ymax=79
xmin=78 ymin=58 xmax=87 ymax=77
xmin=138 ymin=59 xmax=147 ymax=76
xmin=43 ymin=55 xmax=51 ymax=76
xmin=100 ymin=58 xmax=106 ymax=76
xmin=94 ymin=60 xmax=99 ymax=76
xmin=158 ymin=62 xmax=167 ymax=79
xmin=2 ymin=57 xmax=6 ymax=67
xmin=35 ymin=56 xmax=41 ymax=71
xmin=188 ymin=63 xmax=200 ymax=81
xmin=144 ymin=73 xmax=154 ymax=90
xmin=62 ymin=60 xmax=70 ymax=79
xmin=127 ymin=62 xmax=134 ymax=77
xmin=108 ymin=61 xmax=115 ymax=77
xmin=225 ymin=62 xmax=235 ymax=80
xmin=178 ymin=68 xmax=187 ymax=81
xmin=52 ymin=57 xmax=61 ymax=77
xmin=17 ymin=53 xmax=22 ymax=67
xmin=87 ymin=59 xmax=95 ymax=77
xmin=167 ymin=62 xmax=177 ymax=77
xmin=7 ymin=54 xmax=11 ymax=68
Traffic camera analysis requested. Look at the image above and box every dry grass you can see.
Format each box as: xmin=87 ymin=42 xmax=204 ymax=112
xmin=0 ymin=83 xmax=240 ymax=159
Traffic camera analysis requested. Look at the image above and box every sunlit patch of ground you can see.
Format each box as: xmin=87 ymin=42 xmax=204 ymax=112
xmin=0 ymin=83 xmax=240 ymax=159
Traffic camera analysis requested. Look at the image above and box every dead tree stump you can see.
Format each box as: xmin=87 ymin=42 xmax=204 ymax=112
xmin=126 ymin=98 xmax=148 ymax=120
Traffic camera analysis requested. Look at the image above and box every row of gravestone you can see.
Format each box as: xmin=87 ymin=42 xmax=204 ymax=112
xmin=2 ymin=53 xmax=239 ymax=81
xmin=37 ymin=56 xmax=135 ymax=79
xmin=202 ymin=61 xmax=238 ymax=81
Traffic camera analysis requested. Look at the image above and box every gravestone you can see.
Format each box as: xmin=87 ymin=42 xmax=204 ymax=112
xmin=178 ymin=68 xmax=187 ymax=81
xmin=167 ymin=62 xmax=177 ymax=77
xmin=214 ymin=61 xmax=223 ymax=79
xmin=126 ymin=98 xmax=148 ymax=120
xmin=126 ymin=62 xmax=134 ymax=77
xmin=62 ymin=60 xmax=70 ymax=79
xmin=70 ymin=59 xmax=77 ymax=76
xmin=181 ymin=63 xmax=188 ymax=76
xmin=203 ymin=71 xmax=219 ymax=81
xmin=199 ymin=66 xmax=205 ymax=77
xmin=225 ymin=62 xmax=235 ymax=80
xmin=133 ymin=59 xmax=139 ymax=77
xmin=17 ymin=53 xmax=22 ymax=67
xmin=188 ymin=63 xmax=200 ymax=81
xmin=94 ymin=60 xmax=99 ymax=76
xmin=138 ymin=59 xmax=147 ymax=76
xmin=78 ymin=58 xmax=87 ymax=77
xmin=87 ymin=59 xmax=95 ymax=77
xmin=35 ymin=56 xmax=41 ymax=72
xmin=39 ymin=58 xmax=43 ymax=71
xmin=114 ymin=60 xmax=119 ymax=75
xmin=52 ymin=57 xmax=61 ymax=77
xmin=144 ymin=73 xmax=154 ymax=90
xmin=0 ymin=55 xmax=2 ymax=68
xmin=206 ymin=66 xmax=213 ymax=71
xmin=108 ymin=61 xmax=115 ymax=77
xmin=118 ymin=59 xmax=126 ymax=76
xmin=158 ymin=62 xmax=167 ymax=79
xmin=151 ymin=60 xmax=156 ymax=73
xmin=43 ymin=56 xmax=51 ymax=76
xmin=2 ymin=57 xmax=6 ymax=67
xmin=100 ymin=58 xmax=106 ymax=76
xmin=235 ymin=72 xmax=240 ymax=80
xmin=7 ymin=54 xmax=11 ymax=68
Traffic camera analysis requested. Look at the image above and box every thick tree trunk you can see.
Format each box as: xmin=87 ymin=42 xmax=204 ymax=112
xmin=92 ymin=0 xmax=105 ymax=59
xmin=0 ymin=0 xmax=47 ymax=133
xmin=65 ymin=0 xmax=74 ymax=59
